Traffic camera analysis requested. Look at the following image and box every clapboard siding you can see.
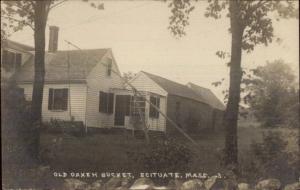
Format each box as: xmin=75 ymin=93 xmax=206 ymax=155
xmin=85 ymin=50 xmax=124 ymax=128
xmin=129 ymin=72 xmax=168 ymax=96
xmin=18 ymin=83 xmax=87 ymax=123
xmin=129 ymin=72 xmax=168 ymax=132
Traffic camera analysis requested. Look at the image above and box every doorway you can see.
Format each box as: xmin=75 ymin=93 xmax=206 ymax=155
xmin=114 ymin=95 xmax=131 ymax=126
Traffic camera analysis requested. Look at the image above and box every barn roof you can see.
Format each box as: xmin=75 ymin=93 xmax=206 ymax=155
xmin=187 ymin=82 xmax=225 ymax=110
xmin=15 ymin=49 xmax=109 ymax=83
xmin=141 ymin=71 xmax=207 ymax=104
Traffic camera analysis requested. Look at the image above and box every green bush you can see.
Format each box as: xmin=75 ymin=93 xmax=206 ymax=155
xmin=239 ymin=131 xmax=298 ymax=184
xmin=1 ymin=81 xmax=35 ymax=167
xmin=127 ymin=137 xmax=193 ymax=173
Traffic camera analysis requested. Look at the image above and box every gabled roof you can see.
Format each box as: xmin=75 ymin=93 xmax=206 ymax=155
xmin=15 ymin=49 xmax=109 ymax=83
xmin=2 ymin=39 xmax=34 ymax=51
xmin=187 ymin=82 xmax=225 ymax=110
xmin=141 ymin=71 xmax=206 ymax=104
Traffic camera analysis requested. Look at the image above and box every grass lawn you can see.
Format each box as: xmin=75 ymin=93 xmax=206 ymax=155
xmin=40 ymin=125 xmax=298 ymax=174
xmin=3 ymin=124 xmax=298 ymax=188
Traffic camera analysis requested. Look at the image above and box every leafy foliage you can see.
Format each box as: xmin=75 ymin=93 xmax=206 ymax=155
xmin=127 ymin=138 xmax=193 ymax=172
xmin=213 ymin=60 xmax=298 ymax=126
xmin=168 ymin=0 xmax=298 ymax=168
xmin=123 ymin=71 xmax=137 ymax=83
xmin=1 ymin=0 xmax=105 ymax=160
xmin=0 ymin=0 xmax=104 ymax=41
xmin=169 ymin=0 xmax=298 ymax=52
xmin=168 ymin=0 xmax=195 ymax=37
xmin=1 ymin=81 xmax=34 ymax=167
xmin=239 ymin=131 xmax=298 ymax=183
xmin=244 ymin=60 xmax=298 ymax=127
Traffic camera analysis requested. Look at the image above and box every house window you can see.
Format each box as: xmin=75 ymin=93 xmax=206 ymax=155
xmin=48 ymin=88 xmax=68 ymax=111
xmin=149 ymin=96 xmax=160 ymax=118
xmin=99 ymin=91 xmax=114 ymax=114
xmin=107 ymin=58 xmax=112 ymax=76
xmin=1 ymin=50 xmax=22 ymax=71
xmin=131 ymin=96 xmax=146 ymax=117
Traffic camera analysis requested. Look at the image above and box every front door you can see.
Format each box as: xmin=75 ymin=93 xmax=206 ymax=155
xmin=114 ymin=95 xmax=131 ymax=126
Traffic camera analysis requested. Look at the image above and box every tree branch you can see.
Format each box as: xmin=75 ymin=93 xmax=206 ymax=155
xmin=1 ymin=15 xmax=34 ymax=30
xmin=50 ymin=0 xmax=68 ymax=10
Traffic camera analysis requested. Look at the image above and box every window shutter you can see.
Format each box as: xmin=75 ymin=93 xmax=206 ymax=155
xmin=2 ymin=50 xmax=8 ymax=68
xmin=15 ymin=53 xmax=22 ymax=71
xmin=149 ymin=96 xmax=159 ymax=118
xmin=149 ymin=96 xmax=156 ymax=118
xmin=99 ymin=91 xmax=107 ymax=113
xmin=107 ymin=93 xmax=114 ymax=114
xmin=62 ymin=88 xmax=68 ymax=111
xmin=125 ymin=95 xmax=131 ymax=116
xmin=156 ymin=97 xmax=160 ymax=118
xmin=48 ymin=88 xmax=54 ymax=110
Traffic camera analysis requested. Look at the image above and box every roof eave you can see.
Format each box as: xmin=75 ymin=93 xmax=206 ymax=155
xmin=16 ymin=80 xmax=87 ymax=85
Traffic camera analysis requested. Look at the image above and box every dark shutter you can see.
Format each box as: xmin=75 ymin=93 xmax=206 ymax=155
xmin=1 ymin=50 xmax=8 ymax=68
xmin=156 ymin=97 xmax=160 ymax=118
xmin=15 ymin=53 xmax=22 ymax=71
xmin=48 ymin=88 xmax=54 ymax=110
xmin=107 ymin=93 xmax=114 ymax=114
xmin=125 ymin=95 xmax=131 ymax=116
xmin=62 ymin=88 xmax=68 ymax=111
xmin=149 ymin=96 xmax=155 ymax=118
xmin=99 ymin=91 xmax=107 ymax=113
xmin=149 ymin=96 xmax=159 ymax=118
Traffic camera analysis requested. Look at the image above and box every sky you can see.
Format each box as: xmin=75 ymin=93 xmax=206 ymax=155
xmin=8 ymin=0 xmax=299 ymax=101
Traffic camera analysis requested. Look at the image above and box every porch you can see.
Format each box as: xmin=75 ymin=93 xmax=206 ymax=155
xmin=110 ymin=88 xmax=166 ymax=132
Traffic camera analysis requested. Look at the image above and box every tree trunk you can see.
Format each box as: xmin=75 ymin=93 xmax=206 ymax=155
xmin=30 ymin=1 xmax=49 ymax=161
xmin=224 ymin=1 xmax=244 ymax=170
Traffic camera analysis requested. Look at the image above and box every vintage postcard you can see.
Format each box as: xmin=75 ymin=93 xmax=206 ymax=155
xmin=1 ymin=0 xmax=299 ymax=189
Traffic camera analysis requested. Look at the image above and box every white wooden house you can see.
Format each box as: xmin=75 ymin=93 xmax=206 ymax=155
xmin=2 ymin=26 xmax=224 ymax=134
xmin=128 ymin=71 xmax=225 ymax=134
xmin=14 ymin=48 xmax=129 ymax=129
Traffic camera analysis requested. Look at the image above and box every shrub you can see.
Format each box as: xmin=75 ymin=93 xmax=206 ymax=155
xmin=1 ymin=81 xmax=34 ymax=167
xmin=239 ymin=131 xmax=298 ymax=184
xmin=127 ymin=137 xmax=193 ymax=173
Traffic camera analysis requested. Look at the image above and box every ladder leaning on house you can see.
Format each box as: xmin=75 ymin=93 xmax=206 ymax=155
xmin=129 ymin=93 xmax=150 ymax=142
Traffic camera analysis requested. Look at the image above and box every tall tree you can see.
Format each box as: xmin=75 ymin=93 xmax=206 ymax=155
xmin=2 ymin=0 xmax=53 ymax=160
xmin=168 ymin=0 xmax=298 ymax=171
xmin=245 ymin=60 xmax=298 ymax=128
xmin=1 ymin=0 xmax=103 ymax=160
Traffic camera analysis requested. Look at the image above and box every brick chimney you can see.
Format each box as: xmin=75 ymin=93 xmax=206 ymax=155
xmin=48 ymin=26 xmax=59 ymax=52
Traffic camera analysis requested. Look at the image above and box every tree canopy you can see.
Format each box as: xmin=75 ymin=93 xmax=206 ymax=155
xmin=245 ymin=60 xmax=298 ymax=128
xmin=168 ymin=0 xmax=298 ymax=170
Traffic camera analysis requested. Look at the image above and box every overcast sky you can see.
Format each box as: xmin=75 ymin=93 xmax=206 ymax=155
xmin=9 ymin=0 xmax=299 ymax=101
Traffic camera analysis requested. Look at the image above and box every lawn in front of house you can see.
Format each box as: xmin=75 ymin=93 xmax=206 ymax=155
xmin=3 ymin=124 xmax=298 ymax=188
xmin=40 ymin=124 xmax=296 ymax=174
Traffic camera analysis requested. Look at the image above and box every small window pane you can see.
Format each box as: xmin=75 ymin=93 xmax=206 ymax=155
xmin=48 ymin=88 xmax=68 ymax=111
xmin=149 ymin=96 xmax=160 ymax=118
